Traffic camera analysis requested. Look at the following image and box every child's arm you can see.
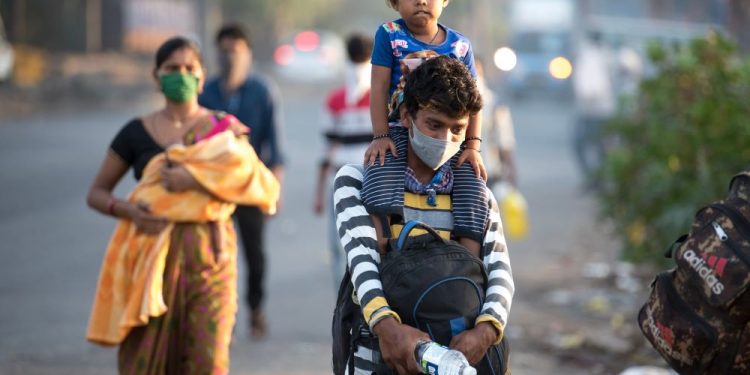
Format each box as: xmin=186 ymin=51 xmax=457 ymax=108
xmin=364 ymin=65 xmax=397 ymax=166
xmin=456 ymin=112 xmax=488 ymax=180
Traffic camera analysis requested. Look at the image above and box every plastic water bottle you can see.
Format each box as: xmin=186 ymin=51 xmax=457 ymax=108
xmin=414 ymin=341 xmax=477 ymax=375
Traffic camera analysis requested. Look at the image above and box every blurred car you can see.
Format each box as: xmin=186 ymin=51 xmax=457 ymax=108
xmin=495 ymin=0 xmax=575 ymax=97
xmin=273 ymin=30 xmax=345 ymax=82
xmin=0 ymin=13 xmax=14 ymax=82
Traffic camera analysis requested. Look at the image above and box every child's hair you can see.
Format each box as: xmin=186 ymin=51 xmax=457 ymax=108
xmin=346 ymin=33 xmax=374 ymax=63
xmin=388 ymin=50 xmax=440 ymax=115
xmin=403 ymin=56 xmax=483 ymax=120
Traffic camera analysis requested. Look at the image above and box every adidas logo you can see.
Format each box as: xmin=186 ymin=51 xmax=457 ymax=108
xmin=646 ymin=307 xmax=692 ymax=365
xmin=683 ymin=249 xmax=726 ymax=295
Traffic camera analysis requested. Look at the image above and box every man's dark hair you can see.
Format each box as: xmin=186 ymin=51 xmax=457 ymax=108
xmin=403 ymin=56 xmax=483 ymax=120
xmin=216 ymin=23 xmax=251 ymax=48
xmin=346 ymin=33 xmax=374 ymax=63
xmin=155 ymin=36 xmax=202 ymax=69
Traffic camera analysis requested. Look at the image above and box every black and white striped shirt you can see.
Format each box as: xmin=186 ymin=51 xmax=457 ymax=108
xmin=334 ymin=164 xmax=514 ymax=343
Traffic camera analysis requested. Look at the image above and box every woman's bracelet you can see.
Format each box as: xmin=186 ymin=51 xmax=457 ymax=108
xmin=107 ymin=197 xmax=117 ymax=216
xmin=372 ymin=133 xmax=390 ymax=140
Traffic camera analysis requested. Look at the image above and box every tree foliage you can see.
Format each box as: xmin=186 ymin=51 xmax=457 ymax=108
xmin=597 ymin=33 xmax=750 ymax=265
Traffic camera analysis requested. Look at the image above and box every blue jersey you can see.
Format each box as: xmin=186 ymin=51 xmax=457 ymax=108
xmin=371 ymin=19 xmax=477 ymax=97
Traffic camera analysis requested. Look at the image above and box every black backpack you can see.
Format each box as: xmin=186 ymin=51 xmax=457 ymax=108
xmin=638 ymin=170 xmax=750 ymax=374
xmin=332 ymin=221 xmax=509 ymax=375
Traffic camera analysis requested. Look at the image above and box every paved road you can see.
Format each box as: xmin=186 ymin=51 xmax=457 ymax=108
xmin=0 ymin=82 xmax=616 ymax=374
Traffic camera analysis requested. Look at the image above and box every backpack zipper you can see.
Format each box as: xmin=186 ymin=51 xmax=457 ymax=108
xmin=712 ymin=221 xmax=728 ymax=241
xmin=709 ymin=204 xmax=750 ymax=267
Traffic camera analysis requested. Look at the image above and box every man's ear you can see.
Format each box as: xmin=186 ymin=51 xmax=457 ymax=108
xmin=443 ymin=0 xmax=450 ymax=8
xmin=400 ymin=107 xmax=410 ymax=128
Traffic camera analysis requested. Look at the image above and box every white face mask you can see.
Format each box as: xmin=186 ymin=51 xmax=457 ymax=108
xmin=409 ymin=118 xmax=462 ymax=170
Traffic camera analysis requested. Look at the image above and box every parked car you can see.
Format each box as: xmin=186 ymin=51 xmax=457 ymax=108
xmin=273 ymin=30 xmax=345 ymax=82
xmin=0 ymin=13 xmax=14 ymax=82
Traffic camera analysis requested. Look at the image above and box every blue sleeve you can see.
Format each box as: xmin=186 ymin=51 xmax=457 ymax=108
xmin=263 ymin=80 xmax=285 ymax=168
xmin=371 ymin=26 xmax=393 ymax=68
xmin=464 ymin=44 xmax=477 ymax=78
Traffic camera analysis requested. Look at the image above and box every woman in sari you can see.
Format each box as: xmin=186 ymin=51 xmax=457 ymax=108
xmin=85 ymin=36 xmax=279 ymax=374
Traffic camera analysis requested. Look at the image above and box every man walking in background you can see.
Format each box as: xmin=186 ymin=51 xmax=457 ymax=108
xmin=199 ymin=24 xmax=285 ymax=339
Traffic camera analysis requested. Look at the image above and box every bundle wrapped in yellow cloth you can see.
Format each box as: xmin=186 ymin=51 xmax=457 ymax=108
xmin=86 ymin=130 xmax=279 ymax=346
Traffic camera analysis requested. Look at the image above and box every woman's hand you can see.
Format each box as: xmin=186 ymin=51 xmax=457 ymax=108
xmin=130 ymin=201 xmax=169 ymax=235
xmin=364 ymin=137 xmax=398 ymax=167
xmin=161 ymin=164 xmax=200 ymax=192
xmin=456 ymin=147 xmax=488 ymax=181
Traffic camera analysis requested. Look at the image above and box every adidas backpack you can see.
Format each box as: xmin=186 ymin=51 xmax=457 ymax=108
xmin=638 ymin=170 xmax=750 ymax=374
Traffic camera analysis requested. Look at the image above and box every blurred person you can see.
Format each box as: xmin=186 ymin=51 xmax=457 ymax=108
xmin=199 ymin=24 xmax=285 ymax=339
xmin=313 ymin=33 xmax=374 ymax=289
xmin=362 ymin=0 xmax=489 ymax=259
xmin=572 ymin=31 xmax=616 ymax=181
xmin=333 ymin=56 xmax=513 ymax=375
xmin=475 ymin=58 xmax=519 ymax=189
xmin=85 ymin=36 xmax=280 ymax=374
xmin=615 ymin=43 xmax=644 ymax=102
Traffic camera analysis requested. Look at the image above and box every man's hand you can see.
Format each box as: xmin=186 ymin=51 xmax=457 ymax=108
xmin=449 ymin=322 xmax=498 ymax=365
xmin=372 ymin=317 xmax=430 ymax=374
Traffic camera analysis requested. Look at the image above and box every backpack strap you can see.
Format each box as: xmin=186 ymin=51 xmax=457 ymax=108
xmin=729 ymin=169 xmax=750 ymax=200
xmin=394 ymin=220 xmax=448 ymax=252
xmin=664 ymin=234 xmax=688 ymax=258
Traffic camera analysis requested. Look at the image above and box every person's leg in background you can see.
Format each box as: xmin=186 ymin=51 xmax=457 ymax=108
xmin=234 ymin=205 xmax=267 ymax=339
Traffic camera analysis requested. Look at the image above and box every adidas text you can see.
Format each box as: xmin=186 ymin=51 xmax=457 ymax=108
xmin=646 ymin=307 xmax=691 ymax=365
xmin=683 ymin=249 xmax=725 ymax=295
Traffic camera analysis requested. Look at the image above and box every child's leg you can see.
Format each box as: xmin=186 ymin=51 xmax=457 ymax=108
xmin=361 ymin=126 xmax=409 ymax=209
xmin=451 ymin=154 xmax=489 ymax=248
xmin=459 ymin=237 xmax=481 ymax=258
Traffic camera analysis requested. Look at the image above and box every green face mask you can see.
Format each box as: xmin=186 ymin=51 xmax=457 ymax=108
xmin=159 ymin=72 xmax=199 ymax=103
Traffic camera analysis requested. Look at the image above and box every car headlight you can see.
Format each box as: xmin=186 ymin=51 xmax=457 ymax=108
xmin=494 ymin=47 xmax=517 ymax=72
xmin=548 ymin=56 xmax=572 ymax=80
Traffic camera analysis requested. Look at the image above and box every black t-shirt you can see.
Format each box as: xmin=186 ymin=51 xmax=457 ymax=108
xmin=110 ymin=118 xmax=164 ymax=181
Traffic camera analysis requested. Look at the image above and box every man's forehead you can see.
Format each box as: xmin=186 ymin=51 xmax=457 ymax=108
xmin=220 ymin=38 xmax=248 ymax=50
xmin=417 ymin=109 xmax=469 ymax=126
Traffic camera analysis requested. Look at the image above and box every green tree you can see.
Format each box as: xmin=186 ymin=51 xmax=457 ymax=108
xmin=597 ymin=33 xmax=750 ymax=265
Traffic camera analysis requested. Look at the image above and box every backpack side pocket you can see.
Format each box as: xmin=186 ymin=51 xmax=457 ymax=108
xmin=638 ymin=272 xmax=718 ymax=375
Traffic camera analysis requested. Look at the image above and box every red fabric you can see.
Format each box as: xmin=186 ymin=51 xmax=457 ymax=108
xmin=326 ymin=87 xmax=370 ymax=115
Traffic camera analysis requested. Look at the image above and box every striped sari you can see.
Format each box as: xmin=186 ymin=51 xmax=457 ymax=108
xmin=88 ymin=114 xmax=279 ymax=374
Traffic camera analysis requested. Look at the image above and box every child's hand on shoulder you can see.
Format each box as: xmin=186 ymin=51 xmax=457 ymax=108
xmin=456 ymin=147 xmax=488 ymax=181
xmin=364 ymin=137 xmax=398 ymax=166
